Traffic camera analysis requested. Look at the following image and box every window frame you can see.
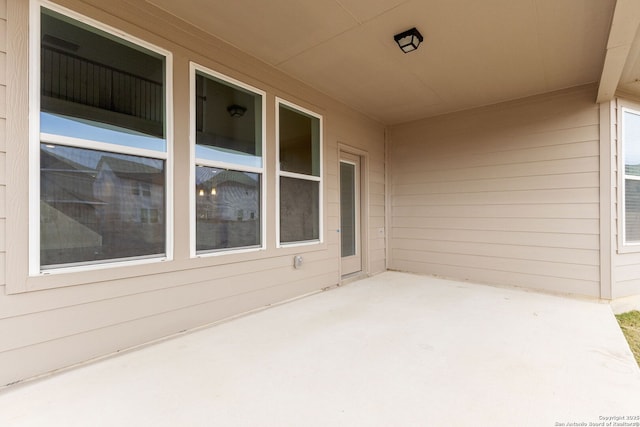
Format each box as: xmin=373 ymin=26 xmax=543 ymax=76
xmin=275 ymin=97 xmax=323 ymax=248
xmin=29 ymin=0 xmax=174 ymax=276
xmin=620 ymin=106 xmax=640 ymax=250
xmin=189 ymin=62 xmax=267 ymax=257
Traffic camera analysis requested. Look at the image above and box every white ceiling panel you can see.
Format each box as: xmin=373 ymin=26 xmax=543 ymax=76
xmin=536 ymin=0 xmax=615 ymax=90
xmin=336 ymin=0 xmax=409 ymax=23
xmin=143 ymin=0 xmax=616 ymax=124
xmin=147 ymin=0 xmax=358 ymax=65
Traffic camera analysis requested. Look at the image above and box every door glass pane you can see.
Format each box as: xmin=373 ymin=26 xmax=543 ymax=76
xmin=340 ymin=162 xmax=356 ymax=257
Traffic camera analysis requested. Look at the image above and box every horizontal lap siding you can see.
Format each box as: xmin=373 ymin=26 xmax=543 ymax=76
xmin=369 ymin=158 xmax=386 ymax=273
xmin=335 ymin=108 xmax=387 ymax=275
xmin=0 ymin=258 xmax=338 ymax=354
xmin=0 ymin=0 xmax=385 ymax=386
xmin=2 ymin=270 xmax=337 ymax=387
xmin=0 ymin=0 xmax=5 ymax=290
xmin=389 ymin=86 xmax=600 ymax=296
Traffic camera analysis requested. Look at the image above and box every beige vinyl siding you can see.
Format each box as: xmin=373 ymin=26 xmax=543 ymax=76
xmin=336 ymin=124 xmax=387 ymax=275
xmin=0 ymin=0 xmax=384 ymax=386
xmin=0 ymin=0 xmax=5 ymax=289
xmin=612 ymin=97 xmax=640 ymax=298
xmin=388 ymin=85 xmax=600 ymax=297
xmin=332 ymin=108 xmax=387 ymax=275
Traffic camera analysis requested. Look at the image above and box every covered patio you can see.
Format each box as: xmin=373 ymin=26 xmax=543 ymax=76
xmin=1 ymin=272 xmax=638 ymax=426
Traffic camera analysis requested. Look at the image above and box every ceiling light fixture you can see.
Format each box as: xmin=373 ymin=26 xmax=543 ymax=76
xmin=394 ymin=27 xmax=423 ymax=53
xmin=227 ymin=104 xmax=247 ymax=118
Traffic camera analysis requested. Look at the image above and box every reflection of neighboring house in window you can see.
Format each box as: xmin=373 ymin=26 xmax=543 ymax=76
xmin=195 ymin=168 xmax=260 ymax=250
xmin=93 ymin=156 xmax=164 ymax=252
xmin=196 ymin=169 xmax=258 ymax=222
xmin=40 ymin=149 xmax=104 ymax=263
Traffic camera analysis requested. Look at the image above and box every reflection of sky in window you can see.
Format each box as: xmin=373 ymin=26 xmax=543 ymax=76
xmin=41 ymin=143 xmax=163 ymax=170
xmin=196 ymin=145 xmax=262 ymax=168
xmin=41 ymin=112 xmax=166 ymax=152
xmin=625 ymin=111 xmax=640 ymax=166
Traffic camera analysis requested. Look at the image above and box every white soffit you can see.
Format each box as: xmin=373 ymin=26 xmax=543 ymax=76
xmin=336 ymin=0 xmax=409 ymax=23
xmin=146 ymin=0 xmax=614 ymax=124
xmin=597 ymin=0 xmax=640 ymax=102
xmin=147 ymin=0 xmax=357 ymax=65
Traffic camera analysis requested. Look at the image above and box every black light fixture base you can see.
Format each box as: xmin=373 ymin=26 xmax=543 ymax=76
xmin=394 ymin=27 xmax=423 ymax=53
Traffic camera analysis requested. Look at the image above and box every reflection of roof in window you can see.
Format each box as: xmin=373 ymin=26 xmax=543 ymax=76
xmin=41 ymin=151 xmax=106 ymax=205
xmin=41 ymin=148 xmax=95 ymax=174
xmin=626 ymin=165 xmax=640 ymax=175
xmin=199 ymin=169 xmax=257 ymax=188
xmin=97 ymin=156 xmax=163 ymax=182
xmin=41 ymin=184 xmax=106 ymax=206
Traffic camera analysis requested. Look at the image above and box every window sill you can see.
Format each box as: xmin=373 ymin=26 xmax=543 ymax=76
xmin=617 ymin=244 xmax=640 ymax=255
xmin=194 ymin=245 xmax=265 ymax=259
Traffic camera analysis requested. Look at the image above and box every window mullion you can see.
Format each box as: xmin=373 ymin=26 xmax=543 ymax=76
xmin=279 ymin=170 xmax=321 ymax=182
xmin=41 ymin=133 xmax=168 ymax=160
xmin=195 ymin=158 xmax=263 ymax=174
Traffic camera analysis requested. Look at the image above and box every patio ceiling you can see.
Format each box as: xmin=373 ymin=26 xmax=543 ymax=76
xmin=144 ymin=0 xmax=616 ymax=125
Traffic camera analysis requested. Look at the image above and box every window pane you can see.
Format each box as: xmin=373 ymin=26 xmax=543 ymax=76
xmin=340 ymin=162 xmax=356 ymax=257
xmin=279 ymin=105 xmax=320 ymax=176
xmin=625 ymin=111 xmax=640 ymax=177
xmin=280 ymin=177 xmax=319 ymax=243
xmin=196 ymin=166 xmax=261 ymax=252
xmin=626 ymin=179 xmax=640 ymax=243
xmin=195 ymin=72 xmax=262 ymax=168
xmin=41 ymin=9 xmax=165 ymax=150
xmin=40 ymin=144 xmax=165 ymax=268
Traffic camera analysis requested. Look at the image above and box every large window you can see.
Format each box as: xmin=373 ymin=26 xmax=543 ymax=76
xmin=191 ymin=64 xmax=265 ymax=255
xmin=623 ymin=108 xmax=640 ymax=246
xmin=277 ymin=99 xmax=322 ymax=245
xmin=32 ymin=4 xmax=172 ymax=273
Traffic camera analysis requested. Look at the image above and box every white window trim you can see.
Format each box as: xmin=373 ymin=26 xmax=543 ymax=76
xmin=275 ymin=97 xmax=323 ymax=248
xmin=620 ymin=106 xmax=640 ymax=250
xmin=40 ymin=133 xmax=169 ymax=160
xmin=189 ymin=62 xmax=267 ymax=258
xmin=339 ymin=157 xmax=360 ymax=258
xmin=29 ymin=0 xmax=174 ymax=276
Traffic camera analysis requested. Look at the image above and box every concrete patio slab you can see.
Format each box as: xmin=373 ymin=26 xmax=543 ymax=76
xmin=1 ymin=271 xmax=639 ymax=426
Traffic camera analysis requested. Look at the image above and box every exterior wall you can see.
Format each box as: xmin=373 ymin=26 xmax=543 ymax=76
xmin=388 ymin=86 xmax=601 ymax=297
xmin=0 ymin=0 xmax=385 ymax=386
xmin=0 ymin=0 xmax=5 ymax=292
xmin=611 ymin=96 xmax=640 ymax=298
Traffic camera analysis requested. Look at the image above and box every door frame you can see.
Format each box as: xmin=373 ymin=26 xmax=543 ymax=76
xmin=338 ymin=143 xmax=369 ymax=280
